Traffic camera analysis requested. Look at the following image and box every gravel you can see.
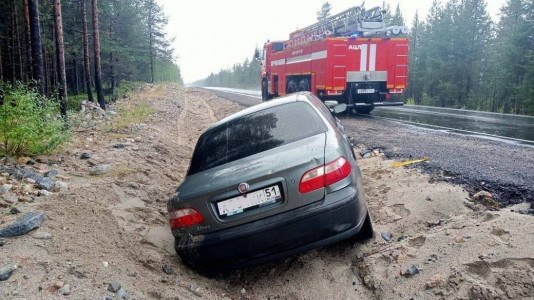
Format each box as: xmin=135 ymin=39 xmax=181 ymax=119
xmin=339 ymin=115 xmax=534 ymax=209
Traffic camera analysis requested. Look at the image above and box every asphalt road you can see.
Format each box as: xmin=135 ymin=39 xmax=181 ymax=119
xmin=201 ymin=87 xmax=534 ymax=210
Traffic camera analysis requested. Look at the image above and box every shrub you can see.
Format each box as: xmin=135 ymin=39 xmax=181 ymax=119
xmin=0 ymin=84 xmax=69 ymax=157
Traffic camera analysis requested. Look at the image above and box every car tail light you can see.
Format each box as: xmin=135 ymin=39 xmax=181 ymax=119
xmin=299 ymin=157 xmax=352 ymax=194
xmin=168 ymin=207 xmax=204 ymax=229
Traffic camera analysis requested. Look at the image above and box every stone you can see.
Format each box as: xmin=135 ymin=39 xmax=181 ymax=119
xmin=108 ymin=281 xmax=121 ymax=293
xmin=33 ymin=163 xmax=49 ymax=171
xmin=1 ymin=184 xmax=13 ymax=193
xmin=44 ymin=170 xmax=59 ymax=180
xmin=33 ymin=231 xmax=52 ymax=240
xmin=90 ymin=165 xmax=111 ymax=176
xmin=37 ymin=177 xmax=55 ymax=191
xmin=162 ymin=264 xmax=174 ymax=275
xmin=7 ymin=207 xmax=21 ymax=215
xmin=426 ymin=194 xmax=433 ymax=201
xmin=127 ymin=182 xmax=140 ymax=189
xmin=54 ymin=281 xmax=65 ymax=289
xmin=102 ymin=261 xmax=109 ymax=268
xmin=80 ymin=153 xmax=91 ymax=159
xmin=241 ymin=288 xmax=246 ymax=294
xmin=58 ymin=284 xmax=71 ymax=296
xmin=18 ymin=196 xmax=31 ymax=202
xmin=0 ymin=264 xmax=18 ymax=281
xmin=381 ymin=232 xmax=392 ymax=242
xmin=38 ymin=190 xmax=53 ymax=197
xmin=0 ymin=239 xmax=4 ymax=247
xmin=117 ymin=289 xmax=130 ymax=300
xmin=104 ymin=297 xmax=114 ymax=300
xmin=455 ymin=236 xmax=465 ymax=244
xmin=363 ymin=153 xmax=372 ymax=159
xmin=21 ymin=169 xmax=41 ymax=181
xmin=113 ymin=144 xmax=126 ymax=149
xmin=2 ymin=192 xmax=18 ymax=204
xmin=426 ymin=274 xmax=442 ymax=289
xmin=401 ymin=265 xmax=420 ymax=276
xmin=17 ymin=157 xmax=32 ymax=165
xmin=0 ymin=211 xmax=46 ymax=238
xmin=54 ymin=181 xmax=69 ymax=191
xmin=24 ymin=178 xmax=36 ymax=184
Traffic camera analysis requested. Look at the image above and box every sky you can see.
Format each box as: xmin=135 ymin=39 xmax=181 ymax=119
xmin=157 ymin=0 xmax=505 ymax=83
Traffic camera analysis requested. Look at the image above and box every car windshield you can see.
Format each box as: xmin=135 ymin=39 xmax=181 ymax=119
xmin=188 ymin=102 xmax=327 ymax=175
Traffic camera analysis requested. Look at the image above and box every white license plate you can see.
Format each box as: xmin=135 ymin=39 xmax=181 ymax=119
xmin=357 ymin=89 xmax=375 ymax=94
xmin=217 ymin=185 xmax=282 ymax=217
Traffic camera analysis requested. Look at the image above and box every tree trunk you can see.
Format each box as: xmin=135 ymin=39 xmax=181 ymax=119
xmin=91 ymin=0 xmax=105 ymax=109
xmin=80 ymin=0 xmax=94 ymax=102
xmin=0 ymin=50 xmax=3 ymax=82
xmin=109 ymin=17 xmax=115 ymax=97
xmin=148 ymin=0 xmax=154 ymax=83
xmin=24 ymin=0 xmax=33 ymax=77
xmin=53 ymin=0 xmax=68 ymax=119
xmin=13 ymin=0 xmax=24 ymax=81
xmin=28 ymin=0 xmax=44 ymax=95
xmin=73 ymin=54 xmax=80 ymax=95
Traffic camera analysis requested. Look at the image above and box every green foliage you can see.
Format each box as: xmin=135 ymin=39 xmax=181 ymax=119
xmin=194 ymin=48 xmax=262 ymax=89
xmin=406 ymin=97 xmax=415 ymax=105
xmin=0 ymin=84 xmax=69 ymax=157
xmin=406 ymin=0 xmax=534 ymax=115
xmin=317 ymin=2 xmax=332 ymax=21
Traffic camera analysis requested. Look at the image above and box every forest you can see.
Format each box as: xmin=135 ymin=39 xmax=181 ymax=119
xmin=0 ymin=0 xmax=183 ymax=114
xmin=196 ymin=0 xmax=534 ymax=115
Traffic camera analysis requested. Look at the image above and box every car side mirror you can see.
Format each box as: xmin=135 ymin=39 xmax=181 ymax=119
xmin=333 ymin=103 xmax=347 ymax=115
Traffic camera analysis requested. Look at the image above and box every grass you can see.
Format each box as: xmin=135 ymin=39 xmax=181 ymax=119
xmin=110 ymin=165 xmax=138 ymax=178
xmin=102 ymin=97 xmax=155 ymax=133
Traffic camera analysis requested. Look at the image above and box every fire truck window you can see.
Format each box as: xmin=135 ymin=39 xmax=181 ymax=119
xmin=273 ymin=43 xmax=284 ymax=52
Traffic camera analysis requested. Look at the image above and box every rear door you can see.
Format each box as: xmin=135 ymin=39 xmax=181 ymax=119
xmin=179 ymin=101 xmax=328 ymax=232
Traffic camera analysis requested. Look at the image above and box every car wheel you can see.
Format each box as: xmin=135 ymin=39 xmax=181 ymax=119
xmin=357 ymin=211 xmax=374 ymax=240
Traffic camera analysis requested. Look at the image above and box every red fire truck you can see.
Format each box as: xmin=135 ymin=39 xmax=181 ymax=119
xmin=260 ymin=5 xmax=409 ymax=113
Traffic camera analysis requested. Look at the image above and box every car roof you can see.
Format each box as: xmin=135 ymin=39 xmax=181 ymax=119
xmin=206 ymin=92 xmax=315 ymax=131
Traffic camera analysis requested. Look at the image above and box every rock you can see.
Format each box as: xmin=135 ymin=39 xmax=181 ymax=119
xmin=7 ymin=207 xmax=21 ymax=215
xmin=117 ymin=289 xmax=130 ymax=300
xmin=102 ymin=261 xmax=109 ymax=268
xmin=241 ymin=288 xmax=246 ymax=294
xmin=113 ymin=144 xmax=126 ymax=149
xmin=54 ymin=181 xmax=69 ymax=191
xmin=33 ymin=163 xmax=49 ymax=171
xmin=104 ymin=297 xmax=114 ymax=300
xmin=474 ymin=191 xmax=492 ymax=199
xmin=363 ymin=153 xmax=372 ymax=159
xmin=21 ymin=169 xmax=41 ymax=181
xmin=360 ymin=149 xmax=371 ymax=156
xmin=426 ymin=194 xmax=433 ymax=201
xmin=0 ymin=211 xmax=46 ymax=237
xmin=162 ymin=264 xmax=175 ymax=275
xmin=90 ymin=165 xmax=111 ymax=176
xmin=58 ymin=284 xmax=71 ymax=296
xmin=44 ymin=170 xmax=59 ymax=180
xmin=54 ymin=281 xmax=65 ymax=289
xmin=127 ymin=182 xmax=140 ymax=189
xmin=17 ymin=157 xmax=32 ymax=164
xmin=0 ymin=184 xmax=13 ymax=194
xmin=0 ymin=239 xmax=4 ymax=247
xmin=401 ymin=265 xmax=421 ymax=276
xmin=80 ymin=153 xmax=91 ymax=159
xmin=2 ymin=192 xmax=18 ymax=204
xmin=0 ymin=264 xmax=18 ymax=281
xmin=455 ymin=236 xmax=465 ymax=243
xmin=37 ymin=177 xmax=55 ymax=191
xmin=24 ymin=178 xmax=36 ymax=184
xmin=18 ymin=196 xmax=31 ymax=202
xmin=381 ymin=231 xmax=392 ymax=242
xmin=426 ymin=274 xmax=442 ymax=289
xmin=38 ymin=190 xmax=53 ymax=197
xmin=33 ymin=231 xmax=52 ymax=240
xmin=108 ymin=281 xmax=121 ymax=293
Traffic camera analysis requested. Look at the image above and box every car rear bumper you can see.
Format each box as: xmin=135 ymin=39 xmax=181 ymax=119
xmin=175 ymin=183 xmax=368 ymax=271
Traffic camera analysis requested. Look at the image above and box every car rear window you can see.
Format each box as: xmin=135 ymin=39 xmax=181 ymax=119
xmin=188 ymin=102 xmax=327 ymax=175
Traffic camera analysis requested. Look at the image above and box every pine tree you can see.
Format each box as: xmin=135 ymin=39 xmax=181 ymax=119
xmin=316 ymin=2 xmax=332 ymax=21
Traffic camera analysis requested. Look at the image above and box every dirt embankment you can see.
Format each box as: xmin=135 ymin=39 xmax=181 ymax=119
xmin=0 ymin=84 xmax=532 ymax=299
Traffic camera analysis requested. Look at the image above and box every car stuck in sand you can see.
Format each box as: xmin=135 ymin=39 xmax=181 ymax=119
xmin=167 ymin=92 xmax=373 ymax=271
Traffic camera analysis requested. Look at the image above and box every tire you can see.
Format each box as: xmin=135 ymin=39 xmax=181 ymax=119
xmin=262 ymin=79 xmax=273 ymax=101
xmin=298 ymin=78 xmax=310 ymax=92
xmin=287 ymin=80 xmax=298 ymax=94
xmin=357 ymin=211 xmax=374 ymax=240
xmin=355 ymin=105 xmax=374 ymax=114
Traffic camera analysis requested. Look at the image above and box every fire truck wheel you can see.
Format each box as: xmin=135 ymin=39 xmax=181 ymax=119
xmin=261 ymin=80 xmax=270 ymax=101
xmin=298 ymin=78 xmax=310 ymax=92
xmin=287 ymin=80 xmax=298 ymax=94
